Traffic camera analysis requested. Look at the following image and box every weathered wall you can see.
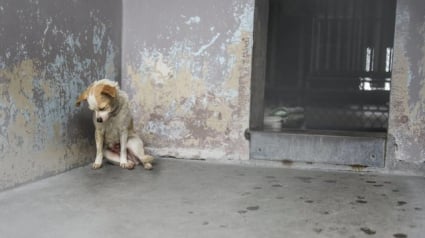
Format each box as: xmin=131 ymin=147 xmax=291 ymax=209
xmin=2 ymin=0 xmax=422 ymax=189
xmin=122 ymin=0 xmax=254 ymax=160
xmin=0 ymin=0 xmax=122 ymax=190
xmin=387 ymin=0 xmax=425 ymax=175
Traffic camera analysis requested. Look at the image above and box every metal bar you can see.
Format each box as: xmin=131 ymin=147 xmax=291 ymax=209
xmin=249 ymin=0 xmax=269 ymax=130
xmin=373 ymin=0 xmax=383 ymax=73
xmin=315 ymin=18 xmax=321 ymax=73
xmin=324 ymin=0 xmax=332 ymax=72
xmin=297 ymin=16 xmax=306 ymax=106
xmin=309 ymin=1 xmax=317 ymax=74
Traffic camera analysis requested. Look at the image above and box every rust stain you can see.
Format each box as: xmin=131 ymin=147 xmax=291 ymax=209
xmin=350 ymin=164 xmax=368 ymax=172
xmin=0 ymin=59 xmax=97 ymax=190
xmin=125 ymin=20 xmax=253 ymax=160
xmin=389 ymin=5 xmax=425 ymax=166
xmin=0 ymin=60 xmax=38 ymax=110
xmin=0 ymin=1 xmax=121 ymax=190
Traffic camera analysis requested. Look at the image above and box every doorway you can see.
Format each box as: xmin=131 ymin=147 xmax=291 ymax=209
xmin=250 ymin=0 xmax=397 ymax=167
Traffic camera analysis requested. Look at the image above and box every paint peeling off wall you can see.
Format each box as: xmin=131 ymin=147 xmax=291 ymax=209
xmin=122 ymin=0 xmax=254 ymax=160
xmin=388 ymin=0 xmax=425 ymax=175
xmin=0 ymin=0 xmax=122 ymax=190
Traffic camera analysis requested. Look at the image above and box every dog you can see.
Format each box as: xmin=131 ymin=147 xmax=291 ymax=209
xmin=76 ymin=79 xmax=154 ymax=170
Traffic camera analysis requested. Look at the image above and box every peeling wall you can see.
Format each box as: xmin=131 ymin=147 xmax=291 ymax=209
xmin=122 ymin=0 xmax=254 ymax=160
xmin=0 ymin=0 xmax=122 ymax=190
xmin=122 ymin=0 xmax=425 ymax=172
xmin=387 ymin=0 xmax=425 ymax=175
xmin=2 ymin=0 xmax=422 ymax=188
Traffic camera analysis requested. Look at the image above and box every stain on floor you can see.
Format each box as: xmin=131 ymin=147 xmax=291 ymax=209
xmin=360 ymin=227 xmax=377 ymax=235
xmin=0 ymin=159 xmax=423 ymax=238
xmin=246 ymin=206 xmax=260 ymax=211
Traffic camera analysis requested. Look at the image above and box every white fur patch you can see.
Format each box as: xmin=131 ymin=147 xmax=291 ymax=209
xmin=97 ymin=110 xmax=110 ymax=121
xmin=87 ymin=93 xmax=97 ymax=110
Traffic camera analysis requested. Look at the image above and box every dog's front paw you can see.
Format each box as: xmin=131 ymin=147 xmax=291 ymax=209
xmin=120 ymin=161 xmax=135 ymax=170
xmin=92 ymin=162 xmax=103 ymax=169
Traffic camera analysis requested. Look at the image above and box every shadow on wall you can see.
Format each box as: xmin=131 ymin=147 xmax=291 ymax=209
xmin=0 ymin=0 xmax=122 ymax=190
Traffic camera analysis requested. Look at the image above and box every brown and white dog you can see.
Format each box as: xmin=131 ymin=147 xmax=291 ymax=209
xmin=76 ymin=79 xmax=154 ymax=170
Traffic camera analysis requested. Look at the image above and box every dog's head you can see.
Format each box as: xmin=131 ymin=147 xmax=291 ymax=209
xmin=76 ymin=79 xmax=118 ymax=123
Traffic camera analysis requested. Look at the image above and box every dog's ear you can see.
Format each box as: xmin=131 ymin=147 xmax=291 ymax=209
xmin=75 ymin=86 xmax=91 ymax=107
xmin=101 ymin=84 xmax=117 ymax=98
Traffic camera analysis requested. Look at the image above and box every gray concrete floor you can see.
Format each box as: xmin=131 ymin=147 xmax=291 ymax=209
xmin=0 ymin=159 xmax=424 ymax=238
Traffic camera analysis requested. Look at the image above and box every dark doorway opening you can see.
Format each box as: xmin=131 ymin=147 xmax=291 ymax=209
xmin=265 ymin=0 xmax=396 ymax=133
xmin=249 ymin=0 xmax=397 ymax=167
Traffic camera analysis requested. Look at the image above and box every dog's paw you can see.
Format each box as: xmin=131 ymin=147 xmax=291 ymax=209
xmin=120 ymin=161 xmax=135 ymax=170
xmin=92 ymin=162 xmax=103 ymax=169
xmin=143 ymin=162 xmax=153 ymax=170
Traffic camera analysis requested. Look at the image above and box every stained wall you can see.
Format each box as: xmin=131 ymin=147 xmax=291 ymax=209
xmin=122 ymin=0 xmax=254 ymax=160
xmin=0 ymin=0 xmax=122 ymax=190
xmin=122 ymin=0 xmax=425 ymax=175
xmin=1 ymin=0 xmax=424 ymax=191
xmin=387 ymin=0 xmax=425 ymax=175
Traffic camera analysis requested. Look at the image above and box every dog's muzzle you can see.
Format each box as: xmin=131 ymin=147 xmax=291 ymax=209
xmin=96 ymin=117 xmax=103 ymax=123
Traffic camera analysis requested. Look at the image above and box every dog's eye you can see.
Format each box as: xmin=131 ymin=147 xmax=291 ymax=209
xmin=99 ymin=107 xmax=106 ymax=111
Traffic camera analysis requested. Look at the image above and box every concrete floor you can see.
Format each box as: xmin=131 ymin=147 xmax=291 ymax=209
xmin=0 ymin=159 xmax=424 ymax=238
